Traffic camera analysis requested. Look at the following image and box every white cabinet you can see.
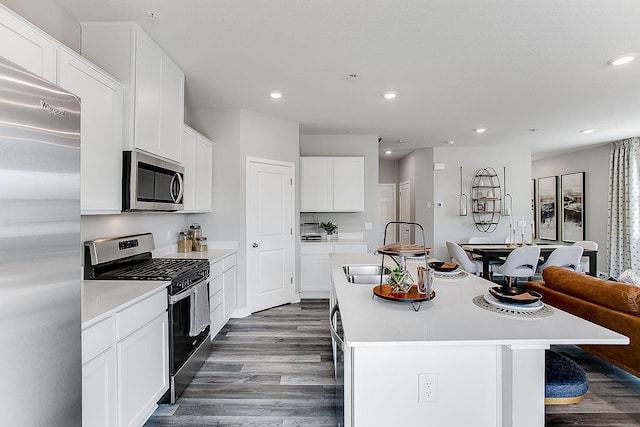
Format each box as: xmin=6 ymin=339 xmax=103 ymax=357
xmin=300 ymin=243 xmax=368 ymax=298
xmin=117 ymin=313 xmax=168 ymax=427
xmin=81 ymin=22 xmax=185 ymax=162
xmin=0 ymin=4 xmax=57 ymax=81
xmin=223 ymin=254 xmax=237 ymax=320
xmin=57 ymin=49 xmax=124 ymax=214
xmin=82 ymin=317 xmax=117 ymax=427
xmin=300 ymin=157 xmax=365 ymax=212
xmin=208 ymin=252 xmax=237 ymax=338
xmin=182 ymin=125 xmax=213 ymax=212
xmin=82 ymin=288 xmax=168 ymax=427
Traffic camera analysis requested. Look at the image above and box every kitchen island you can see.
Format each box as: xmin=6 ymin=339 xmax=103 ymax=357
xmin=330 ymin=253 xmax=628 ymax=427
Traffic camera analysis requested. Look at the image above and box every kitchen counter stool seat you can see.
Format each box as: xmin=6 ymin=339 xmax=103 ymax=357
xmin=545 ymin=350 xmax=589 ymax=405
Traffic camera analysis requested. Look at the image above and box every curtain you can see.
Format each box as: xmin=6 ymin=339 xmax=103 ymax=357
xmin=607 ymin=137 xmax=640 ymax=277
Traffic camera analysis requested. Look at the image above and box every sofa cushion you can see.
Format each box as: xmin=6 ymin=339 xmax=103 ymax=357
xmin=542 ymin=266 xmax=640 ymax=316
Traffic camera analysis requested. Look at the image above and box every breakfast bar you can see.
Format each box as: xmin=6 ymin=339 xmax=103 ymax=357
xmin=330 ymin=253 xmax=627 ymax=427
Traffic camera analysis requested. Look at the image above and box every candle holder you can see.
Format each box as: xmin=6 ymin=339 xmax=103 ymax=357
xmin=507 ymin=224 xmax=516 ymax=248
xmin=520 ymin=233 xmax=526 ymax=247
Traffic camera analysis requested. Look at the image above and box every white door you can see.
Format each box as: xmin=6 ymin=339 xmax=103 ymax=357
xmin=378 ymin=184 xmax=396 ymax=245
xmin=399 ymin=181 xmax=411 ymax=244
xmin=246 ymin=158 xmax=295 ymax=313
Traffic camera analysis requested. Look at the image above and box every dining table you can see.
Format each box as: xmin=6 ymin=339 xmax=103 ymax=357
xmin=461 ymin=243 xmax=598 ymax=280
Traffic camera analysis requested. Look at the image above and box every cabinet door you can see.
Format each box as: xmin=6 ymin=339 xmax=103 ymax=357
xmin=133 ymin=29 xmax=163 ymax=157
xmin=117 ymin=313 xmax=168 ymax=427
xmin=159 ymin=57 xmax=184 ymax=162
xmin=181 ymin=125 xmax=197 ymax=211
xmin=195 ymin=135 xmax=213 ymax=211
xmin=300 ymin=254 xmax=331 ymax=295
xmin=57 ymin=50 xmax=124 ymax=214
xmin=83 ymin=347 xmax=117 ymax=427
xmin=223 ymin=266 xmax=237 ymax=321
xmin=0 ymin=6 xmax=57 ymax=81
xmin=333 ymin=157 xmax=364 ymax=212
xmin=300 ymin=157 xmax=332 ymax=211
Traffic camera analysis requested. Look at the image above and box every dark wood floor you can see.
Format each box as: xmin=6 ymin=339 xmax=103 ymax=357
xmin=145 ymin=300 xmax=640 ymax=427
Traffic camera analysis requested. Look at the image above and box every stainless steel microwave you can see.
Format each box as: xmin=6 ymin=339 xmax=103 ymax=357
xmin=122 ymin=150 xmax=184 ymax=212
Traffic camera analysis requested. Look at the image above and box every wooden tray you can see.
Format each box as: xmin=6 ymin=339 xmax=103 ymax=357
xmin=377 ymin=242 xmax=433 ymax=257
xmin=372 ymin=284 xmax=435 ymax=302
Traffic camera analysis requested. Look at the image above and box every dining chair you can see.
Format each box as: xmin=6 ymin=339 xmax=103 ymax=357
xmin=468 ymin=236 xmax=492 ymax=244
xmin=491 ymin=246 xmax=541 ymax=287
xmin=446 ymin=241 xmax=483 ymax=275
xmin=535 ymin=246 xmax=584 ymax=274
xmin=572 ymin=241 xmax=598 ymax=273
xmin=504 ymin=235 xmax=531 ymax=245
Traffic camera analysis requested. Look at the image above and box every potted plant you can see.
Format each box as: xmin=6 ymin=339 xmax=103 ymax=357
xmin=319 ymin=221 xmax=338 ymax=240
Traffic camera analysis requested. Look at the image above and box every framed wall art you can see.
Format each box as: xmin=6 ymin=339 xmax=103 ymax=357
xmin=561 ymin=172 xmax=585 ymax=242
xmin=537 ymin=176 xmax=557 ymax=241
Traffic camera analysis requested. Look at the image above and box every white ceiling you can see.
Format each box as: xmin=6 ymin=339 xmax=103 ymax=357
xmin=55 ymin=0 xmax=640 ymax=160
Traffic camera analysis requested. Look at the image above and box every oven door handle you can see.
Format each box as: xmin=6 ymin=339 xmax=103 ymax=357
xmin=169 ymin=286 xmax=196 ymax=304
xmin=330 ymin=303 xmax=344 ymax=351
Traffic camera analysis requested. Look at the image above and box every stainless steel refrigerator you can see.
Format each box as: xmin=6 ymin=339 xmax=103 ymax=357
xmin=0 ymin=56 xmax=81 ymax=425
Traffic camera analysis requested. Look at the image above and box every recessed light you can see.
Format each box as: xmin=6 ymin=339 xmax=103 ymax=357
xmin=443 ymin=140 xmax=455 ymax=145
xmin=385 ymin=150 xmax=393 ymax=154
xmin=475 ymin=128 xmax=487 ymax=133
xmin=269 ymin=91 xmax=283 ymax=99
xmin=528 ymin=128 xmax=539 ymax=133
xmin=397 ymin=139 xmax=404 ymax=143
xmin=383 ymin=91 xmax=397 ymax=100
xmin=608 ymin=54 xmax=636 ymax=66
xmin=147 ymin=9 xmax=158 ymax=21
xmin=580 ymin=128 xmax=595 ymax=134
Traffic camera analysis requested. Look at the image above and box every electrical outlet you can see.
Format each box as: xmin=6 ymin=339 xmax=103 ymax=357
xmin=418 ymin=373 xmax=438 ymax=403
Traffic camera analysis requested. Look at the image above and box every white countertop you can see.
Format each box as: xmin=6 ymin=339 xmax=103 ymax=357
xmin=82 ymin=280 xmax=169 ymax=328
xmin=331 ymin=253 xmax=629 ymax=347
xmin=301 ymin=238 xmax=368 ymax=244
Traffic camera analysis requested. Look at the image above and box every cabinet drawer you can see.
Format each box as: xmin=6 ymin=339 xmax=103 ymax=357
xmin=300 ymin=243 xmax=334 ymax=255
xmin=223 ymin=253 xmax=236 ymax=270
xmin=115 ymin=290 xmax=167 ymax=340
xmin=209 ymin=274 xmax=223 ymax=294
xmin=210 ymin=259 xmax=224 ymax=278
xmin=209 ymin=288 xmax=223 ymax=310
xmin=83 ymin=316 xmax=115 ymax=364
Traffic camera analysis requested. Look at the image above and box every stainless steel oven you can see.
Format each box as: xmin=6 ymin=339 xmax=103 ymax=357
xmin=84 ymin=233 xmax=210 ymax=403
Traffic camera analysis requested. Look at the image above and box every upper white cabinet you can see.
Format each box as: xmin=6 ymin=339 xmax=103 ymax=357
xmin=182 ymin=125 xmax=213 ymax=212
xmin=300 ymin=156 xmax=364 ymax=212
xmin=81 ymin=22 xmax=185 ymax=163
xmin=57 ymin=49 xmax=124 ymax=214
xmin=0 ymin=4 xmax=57 ymax=81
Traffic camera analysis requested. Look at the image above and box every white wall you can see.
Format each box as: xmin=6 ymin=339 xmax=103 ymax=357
xmin=2 ymin=0 xmax=80 ymax=52
xmin=414 ymin=147 xmax=533 ymax=262
xmin=532 ymin=143 xmax=609 ymax=273
xmin=190 ymin=107 xmax=300 ymax=313
xmin=300 ymin=135 xmax=379 ymax=251
xmin=379 ymin=159 xmax=399 ymax=184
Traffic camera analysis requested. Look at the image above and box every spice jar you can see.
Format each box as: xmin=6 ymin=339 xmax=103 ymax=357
xmin=194 ymin=236 xmax=208 ymax=252
xmin=177 ymin=231 xmax=192 ymax=253
xmin=189 ymin=223 xmax=202 ymax=250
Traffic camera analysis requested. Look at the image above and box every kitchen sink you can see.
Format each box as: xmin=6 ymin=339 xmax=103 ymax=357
xmin=343 ymin=265 xmax=391 ymax=285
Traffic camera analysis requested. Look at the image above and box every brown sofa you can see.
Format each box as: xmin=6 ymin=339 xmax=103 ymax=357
xmin=526 ymin=266 xmax=640 ymax=377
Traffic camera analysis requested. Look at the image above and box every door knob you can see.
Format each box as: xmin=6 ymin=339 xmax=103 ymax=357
xmin=252 ymin=243 xmax=258 ymax=248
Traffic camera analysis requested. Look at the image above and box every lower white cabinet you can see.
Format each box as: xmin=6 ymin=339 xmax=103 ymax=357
xmin=117 ymin=313 xmax=168 ymax=427
xmin=223 ymin=254 xmax=237 ymax=321
xmin=300 ymin=242 xmax=368 ymax=298
xmin=82 ymin=288 xmax=168 ymax=427
xmin=209 ymin=252 xmax=238 ymax=339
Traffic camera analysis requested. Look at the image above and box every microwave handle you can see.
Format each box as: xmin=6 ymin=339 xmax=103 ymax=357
xmin=170 ymin=172 xmax=184 ymax=203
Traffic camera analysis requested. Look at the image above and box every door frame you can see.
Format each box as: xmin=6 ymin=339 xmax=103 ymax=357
xmin=245 ymin=156 xmax=296 ymax=313
xmin=378 ymin=183 xmax=397 ymax=245
xmin=399 ymin=180 xmax=411 ymax=244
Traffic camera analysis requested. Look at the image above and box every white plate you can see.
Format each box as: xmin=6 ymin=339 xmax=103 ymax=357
xmin=434 ymin=268 xmax=462 ymax=276
xmin=483 ymin=294 xmax=544 ymax=312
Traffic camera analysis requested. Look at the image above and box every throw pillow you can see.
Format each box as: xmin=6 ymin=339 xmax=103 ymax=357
xmin=618 ymin=269 xmax=640 ymax=286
